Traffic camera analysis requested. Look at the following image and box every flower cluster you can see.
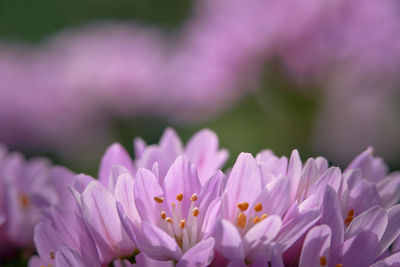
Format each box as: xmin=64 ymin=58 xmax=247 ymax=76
xmin=14 ymin=128 xmax=399 ymax=267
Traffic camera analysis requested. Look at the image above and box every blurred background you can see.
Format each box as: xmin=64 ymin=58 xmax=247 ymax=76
xmin=0 ymin=0 xmax=400 ymax=177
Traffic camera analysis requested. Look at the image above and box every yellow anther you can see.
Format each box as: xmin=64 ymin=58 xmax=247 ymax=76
xmin=180 ymin=219 xmax=186 ymax=229
xmin=260 ymin=213 xmax=268 ymax=220
xmin=335 ymin=264 xmax=343 ymax=267
xmin=190 ymin=193 xmax=198 ymax=202
xmin=40 ymin=265 xmax=45 ymax=267
xmin=192 ymin=207 xmax=200 ymax=217
xmin=237 ymin=202 xmax=249 ymax=212
xmin=176 ymin=193 xmax=184 ymax=202
xmin=253 ymin=216 xmax=261 ymax=224
xmin=237 ymin=213 xmax=247 ymax=229
xmin=161 ymin=211 xmax=167 ymax=220
xmin=50 ymin=251 xmax=55 ymax=260
xmin=320 ymin=256 xmax=327 ymax=266
xmin=154 ymin=196 xmax=164 ymax=203
xmin=171 ymin=203 xmax=176 ymax=209
xmin=345 ymin=209 xmax=355 ymax=227
xmin=166 ymin=217 xmax=173 ymax=224
xmin=254 ymin=203 xmax=263 ymax=212
xmin=19 ymin=193 xmax=30 ymax=209
xmin=348 ymin=209 xmax=355 ymax=217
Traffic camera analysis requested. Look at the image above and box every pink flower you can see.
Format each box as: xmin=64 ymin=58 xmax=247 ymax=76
xmin=118 ymin=156 xmax=224 ymax=266
xmin=0 ymin=144 xmax=74 ymax=258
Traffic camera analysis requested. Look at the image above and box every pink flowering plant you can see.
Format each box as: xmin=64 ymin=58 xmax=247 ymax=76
xmin=1 ymin=128 xmax=400 ymax=266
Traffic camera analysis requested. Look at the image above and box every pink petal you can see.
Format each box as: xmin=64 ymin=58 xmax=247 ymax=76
xmin=295 ymin=158 xmax=319 ymax=201
xmin=307 ymin=167 xmax=342 ymax=202
xmin=276 ymin=209 xmax=320 ymax=250
xmin=377 ymin=172 xmax=400 ymax=208
xmin=251 ymin=176 xmax=290 ymax=218
xmin=243 ymin=215 xmax=282 ymax=261
xmin=163 ymin=156 xmax=201 ymax=217
xmin=81 ymin=182 xmax=134 ymax=262
xmin=135 ymin=252 xmax=174 ymax=267
xmin=334 ymin=230 xmax=378 ymax=267
xmin=198 ymin=170 xmax=225 ymax=225
xmin=177 ymin=238 xmax=215 ymax=267
xmin=320 ymin=186 xmax=344 ymax=251
xmin=159 ymin=127 xmax=184 ymax=161
xmin=33 ymin=222 xmax=62 ymax=264
xmin=378 ymin=204 xmax=400 ymax=256
xmin=55 ymin=246 xmax=86 ymax=267
xmin=299 ymin=225 xmax=331 ymax=267
xmin=348 ymin=179 xmax=381 ymax=215
xmin=98 ymin=143 xmax=134 ymax=186
xmin=134 ymin=168 xmax=164 ymax=225
xmin=114 ymin=173 xmax=140 ymax=225
xmin=288 ymin=149 xmax=302 ymax=203
xmin=214 ymin=219 xmax=245 ymax=261
xmin=141 ymin=222 xmax=183 ymax=261
xmin=225 ymin=153 xmax=262 ymax=222
xmin=345 ymin=206 xmax=388 ymax=241
xmin=371 ymin=251 xmax=400 ymax=266
xmin=185 ymin=128 xmax=228 ymax=184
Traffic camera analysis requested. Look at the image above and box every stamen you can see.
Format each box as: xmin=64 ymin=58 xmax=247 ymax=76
xmin=254 ymin=203 xmax=263 ymax=212
xmin=335 ymin=264 xmax=343 ymax=267
xmin=18 ymin=194 xmax=30 ymax=209
xmin=237 ymin=202 xmax=249 ymax=212
xmin=50 ymin=251 xmax=55 ymax=260
xmin=260 ymin=213 xmax=268 ymax=220
xmin=190 ymin=193 xmax=198 ymax=202
xmin=237 ymin=213 xmax=247 ymax=229
xmin=348 ymin=209 xmax=354 ymax=217
xmin=253 ymin=216 xmax=261 ymax=224
xmin=40 ymin=265 xmax=45 ymax=267
xmin=161 ymin=211 xmax=167 ymax=220
xmin=171 ymin=202 xmax=176 ymax=208
xmin=180 ymin=219 xmax=186 ymax=229
xmin=154 ymin=196 xmax=164 ymax=203
xmin=176 ymin=193 xmax=184 ymax=202
xmin=344 ymin=209 xmax=355 ymax=226
xmin=192 ymin=207 xmax=200 ymax=217
xmin=166 ymin=217 xmax=173 ymax=224
xmin=319 ymin=256 xmax=327 ymax=266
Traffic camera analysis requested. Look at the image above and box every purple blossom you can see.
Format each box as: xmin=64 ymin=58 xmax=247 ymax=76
xmin=43 ymin=128 xmax=227 ymax=265
xmin=134 ymin=128 xmax=228 ymax=184
xmin=0 ymin=144 xmax=74 ymax=259
xmin=211 ymin=152 xmax=320 ymax=265
xmin=299 ymin=187 xmax=400 ymax=267
xmin=23 ymin=128 xmax=400 ymax=266
xmin=117 ymin=156 xmax=223 ymax=265
xmin=28 ymin=207 xmax=100 ymax=267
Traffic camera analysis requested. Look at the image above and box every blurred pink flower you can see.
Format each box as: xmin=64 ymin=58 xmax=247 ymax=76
xmin=0 ymin=144 xmax=74 ymax=259
xmin=1 ymin=0 xmax=400 ymax=165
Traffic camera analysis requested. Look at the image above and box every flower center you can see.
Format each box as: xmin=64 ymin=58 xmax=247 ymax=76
xmin=154 ymin=193 xmax=200 ymax=252
xmin=235 ymin=202 xmax=268 ymax=231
